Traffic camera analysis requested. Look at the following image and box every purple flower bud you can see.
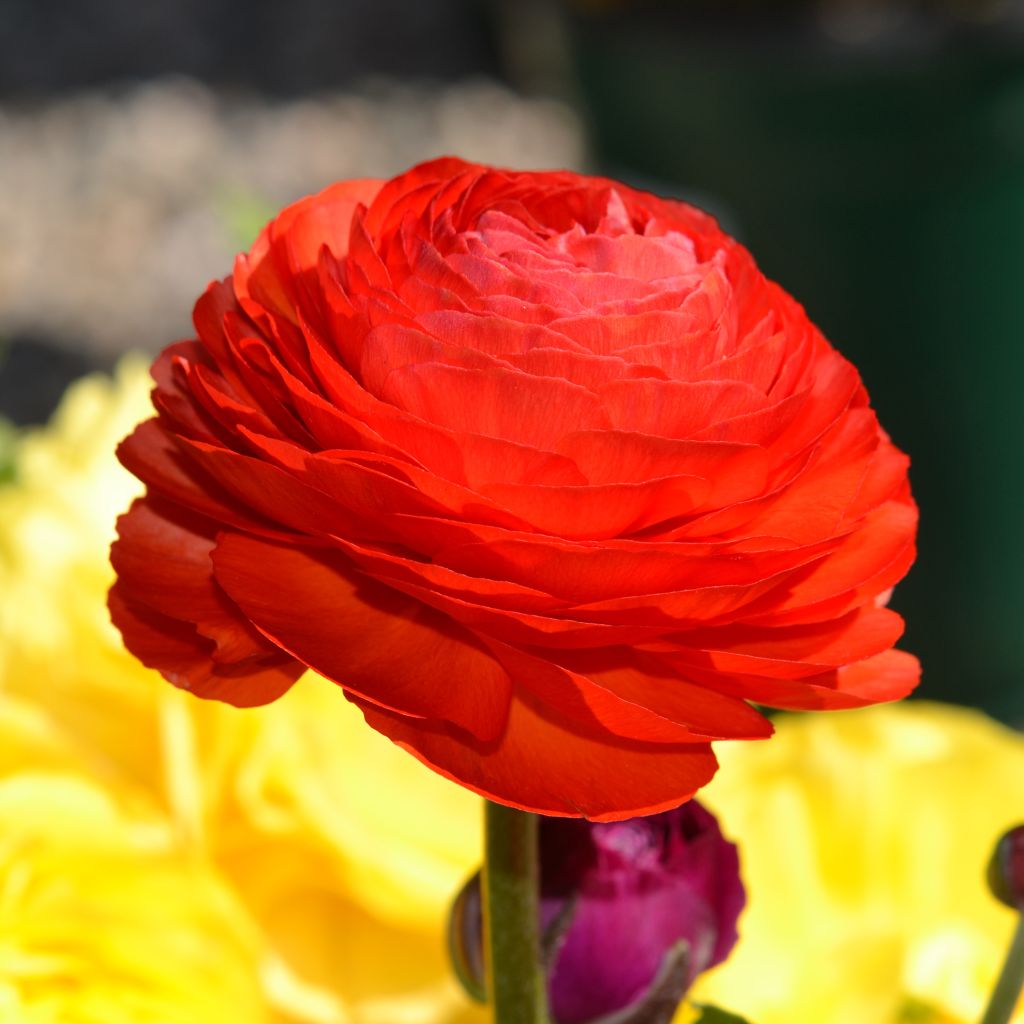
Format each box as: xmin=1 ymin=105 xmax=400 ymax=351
xmin=988 ymin=824 xmax=1024 ymax=911
xmin=541 ymin=803 xmax=744 ymax=1024
xmin=448 ymin=802 xmax=745 ymax=1024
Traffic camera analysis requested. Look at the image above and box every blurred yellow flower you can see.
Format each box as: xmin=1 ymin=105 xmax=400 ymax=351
xmin=0 ymin=699 xmax=267 ymax=1024
xmin=2 ymin=361 xmax=1022 ymax=1024
xmin=693 ymin=702 xmax=1024 ymax=1024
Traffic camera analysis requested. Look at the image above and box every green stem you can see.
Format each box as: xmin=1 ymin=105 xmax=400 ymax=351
xmin=482 ymin=801 xmax=549 ymax=1024
xmin=980 ymin=915 xmax=1024 ymax=1024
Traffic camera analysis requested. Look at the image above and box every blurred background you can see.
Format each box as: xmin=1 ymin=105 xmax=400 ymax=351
xmin=2 ymin=0 xmax=1023 ymax=721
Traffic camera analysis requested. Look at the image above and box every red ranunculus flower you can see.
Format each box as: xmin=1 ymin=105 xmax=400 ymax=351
xmin=109 ymin=157 xmax=918 ymax=820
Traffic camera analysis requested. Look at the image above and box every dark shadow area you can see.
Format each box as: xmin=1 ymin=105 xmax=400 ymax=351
xmin=0 ymin=335 xmax=109 ymax=425
xmin=0 ymin=0 xmax=501 ymax=96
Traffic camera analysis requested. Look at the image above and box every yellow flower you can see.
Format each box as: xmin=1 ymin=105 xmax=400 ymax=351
xmin=692 ymin=702 xmax=1024 ymax=1024
xmin=0 ymin=358 xmax=166 ymax=795
xmin=0 ymin=694 xmax=268 ymax=1024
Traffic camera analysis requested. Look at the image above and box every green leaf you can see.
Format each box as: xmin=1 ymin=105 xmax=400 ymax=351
xmin=690 ymin=1005 xmax=753 ymax=1024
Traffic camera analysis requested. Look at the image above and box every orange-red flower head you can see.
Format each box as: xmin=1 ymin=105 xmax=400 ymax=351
xmin=109 ymin=158 xmax=918 ymax=820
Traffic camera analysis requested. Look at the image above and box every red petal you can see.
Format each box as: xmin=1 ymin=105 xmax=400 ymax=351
xmin=107 ymin=499 xmax=304 ymax=709
xmin=558 ymin=311 xmax=718 ymax=363
xmin=746 ymin=501 xmax=918 ymax=625
xmin=486 ymin=643 xmax=773 ymax=744
xmin=117 ymin=419 xmax=277 ymax=535
xmin=599 ymin=378 xmax=770 ymax=439
xmin=353 ymin=686 xmax=720 ymax=821
xmin=666 ymin=606 xmax=907 ymax=680
xmin=831 ymin=648 xmax=921 ymax=703
xmin=112 ymin=496 xmax=271 ymax=663
xmin=109 ymin=583 xmax=301 ymax=706
xmin=170 ymin=436 xmax=359 ymax=539
xmin=678 ymin=648 xmax=920 ymax=710
xmin=380 ymin=362 xmax=610 ymax=448
xmin=556 ymin=430 xmax=766 ymax=489
xmin=477 ymin=475 xmax=711 ymax=540
xmin=434 ymin=533 xmax=831 ymax=605
xmin=211 ymin=534 xmax=513 ymax=742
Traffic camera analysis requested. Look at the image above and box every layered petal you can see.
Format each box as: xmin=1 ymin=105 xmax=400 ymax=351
xmin=210 ymin=533 xmax=513 ymax=743
xmin=109 ymin=498 xmax=303 ymax=706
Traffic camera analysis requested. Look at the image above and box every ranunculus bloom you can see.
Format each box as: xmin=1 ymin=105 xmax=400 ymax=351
xmin=109 ymin=157 xmax=918 ymax=819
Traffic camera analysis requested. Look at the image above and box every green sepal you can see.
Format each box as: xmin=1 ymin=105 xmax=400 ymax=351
xmin=588 ymin=940 xmax=690 ymax=1024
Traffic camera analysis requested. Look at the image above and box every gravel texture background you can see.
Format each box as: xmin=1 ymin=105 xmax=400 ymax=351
xmin=0 ymin=79 xmax=582 ymax=361
xmin=0 ymin=77 xmax=585 ymax=426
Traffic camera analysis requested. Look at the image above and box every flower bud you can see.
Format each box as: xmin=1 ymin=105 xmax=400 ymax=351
xmin=987 ymin=824 xmax=1024 ymax=910
xmin=449 ymin=801 xmax=745 ymax=1024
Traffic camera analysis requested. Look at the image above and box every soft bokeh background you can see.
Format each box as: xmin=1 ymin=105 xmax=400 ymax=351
xmin=2 ymin=2 xmax=1024 ymax=1021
